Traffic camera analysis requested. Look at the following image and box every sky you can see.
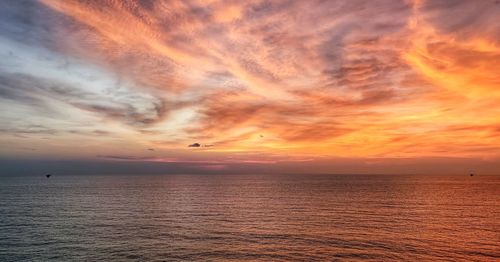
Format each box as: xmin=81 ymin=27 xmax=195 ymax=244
xmin=0 ymin=0 xmax=499 ymax=175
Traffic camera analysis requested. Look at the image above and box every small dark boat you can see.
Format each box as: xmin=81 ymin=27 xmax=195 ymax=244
xmin=46 ymin=174 xmax=51 ymax=178
xmin=470 ymin=173 xmax=474 ymax=177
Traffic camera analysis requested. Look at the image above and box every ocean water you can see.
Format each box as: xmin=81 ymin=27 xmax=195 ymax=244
xmin=0 ymin=174 xmax=498 ymax=261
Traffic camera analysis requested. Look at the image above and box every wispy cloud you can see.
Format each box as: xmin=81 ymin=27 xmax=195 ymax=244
xmin=0 ymin=0 xmax=499 ymax=170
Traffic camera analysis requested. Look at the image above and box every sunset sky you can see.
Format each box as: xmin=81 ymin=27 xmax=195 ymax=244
xmin=1 ymin=0 xmax=499 ymax=175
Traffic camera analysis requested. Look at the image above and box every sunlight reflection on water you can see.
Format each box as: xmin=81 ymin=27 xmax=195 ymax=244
xmin=0 ymin=174 xmax=499 ymax=261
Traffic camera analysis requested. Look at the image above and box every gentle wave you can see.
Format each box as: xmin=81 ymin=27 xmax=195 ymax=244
xmin=1 ymin=174 xmax=499 ymax=261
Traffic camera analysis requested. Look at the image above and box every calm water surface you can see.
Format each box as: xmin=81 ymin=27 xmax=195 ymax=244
xmin=0 ymin=174 xmax=499 ymax=261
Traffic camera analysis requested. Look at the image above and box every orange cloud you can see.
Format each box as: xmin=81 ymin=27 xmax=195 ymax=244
xmin=1 ymin=0 xmax=498 ymax=168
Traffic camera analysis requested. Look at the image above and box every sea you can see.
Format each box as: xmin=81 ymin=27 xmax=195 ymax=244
xmin=0 ymin=174 xmax=498 ymax=261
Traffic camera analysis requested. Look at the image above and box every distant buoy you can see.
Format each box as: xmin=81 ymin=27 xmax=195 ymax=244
xmin=470 ymin=173 xmax=474 ymax=177
xmin=46 ymin=174 xmax=51 ymax=178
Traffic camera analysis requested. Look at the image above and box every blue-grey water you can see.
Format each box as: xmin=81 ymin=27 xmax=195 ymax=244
xmin=0 ymin=174 xmax=499 ymax=261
